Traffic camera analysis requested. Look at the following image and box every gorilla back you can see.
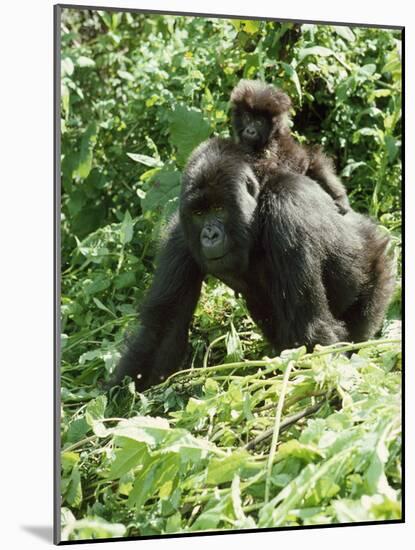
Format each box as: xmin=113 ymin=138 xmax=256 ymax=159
xmin=111 ymin=138 xmax=394 ymax=390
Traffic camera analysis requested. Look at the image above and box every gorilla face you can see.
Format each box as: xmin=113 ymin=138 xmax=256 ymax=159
xmin=180 ymin=139 xmax=260 ymax=276
xmin=196 ymin=207 xmax=229 ymax=261
xmin=233 ymin=109 xmax=273 ymax=151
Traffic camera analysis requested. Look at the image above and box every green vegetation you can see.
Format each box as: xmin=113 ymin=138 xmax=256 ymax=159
xmin=59 ymin=8 xmax=402 ymax=541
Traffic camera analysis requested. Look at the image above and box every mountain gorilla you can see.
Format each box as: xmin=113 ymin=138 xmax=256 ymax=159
xmin=110 ymin=138 xmax=394 ymax=391
xmin=230 ymin=79 xmax=350 ymax=214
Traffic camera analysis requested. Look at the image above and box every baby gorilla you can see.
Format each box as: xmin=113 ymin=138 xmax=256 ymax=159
xmin=230 ymin=79 xmax=350 ymax=214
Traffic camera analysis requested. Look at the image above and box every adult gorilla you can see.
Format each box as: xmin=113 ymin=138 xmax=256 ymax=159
xmin=110 ymin=138 xmax=394 ymax=390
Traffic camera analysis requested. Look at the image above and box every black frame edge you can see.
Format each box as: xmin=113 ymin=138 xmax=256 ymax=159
xmin=55 ymin=3 xmax=404 ymax=31
xmin=400 ymin=25 xmax=405 ymax=524
xmin=54 ymin=3 xmax=62 ymax=546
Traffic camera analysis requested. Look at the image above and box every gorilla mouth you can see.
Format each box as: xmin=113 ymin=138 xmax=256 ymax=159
xmin=201 ymin=235 xmax=229 ymax=261
xmin=204 ymin=252 xmax=227 ymax=261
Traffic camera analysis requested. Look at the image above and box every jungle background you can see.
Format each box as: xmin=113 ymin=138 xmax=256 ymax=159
xmin=59 ymin=8 xmax=402 ymax=541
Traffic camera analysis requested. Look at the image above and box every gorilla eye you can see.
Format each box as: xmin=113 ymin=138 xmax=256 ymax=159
xmin=213 ymin=206 xmax=224 ymax=213
xmin=193 ymin=210 xmax=203 ymax=216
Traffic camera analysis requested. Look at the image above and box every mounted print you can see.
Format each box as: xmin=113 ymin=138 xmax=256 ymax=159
xmin=54 ymin=3 xmax=404 ymax=544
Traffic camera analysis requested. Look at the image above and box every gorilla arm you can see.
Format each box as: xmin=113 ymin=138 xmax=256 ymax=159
xmin=258 ymin=173 xmax=349 ymax=351
xmin=111 ymin=220 xmax=203 ymax=390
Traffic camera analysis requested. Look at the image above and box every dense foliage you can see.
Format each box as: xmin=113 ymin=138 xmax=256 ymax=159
xmin=59 ymin=8 xmax=402 ymax=541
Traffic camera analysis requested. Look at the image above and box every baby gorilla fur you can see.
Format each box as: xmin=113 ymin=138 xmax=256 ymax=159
xmin=230 ymin=79 xmax=350 ymax=214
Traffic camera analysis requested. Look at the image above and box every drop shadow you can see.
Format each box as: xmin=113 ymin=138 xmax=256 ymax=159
xmin=21 ymin=525 xmax=54 ymax=543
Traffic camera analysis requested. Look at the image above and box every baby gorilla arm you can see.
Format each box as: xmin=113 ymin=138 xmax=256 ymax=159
xmin=307 ymin=147 xmax=350 ymax=214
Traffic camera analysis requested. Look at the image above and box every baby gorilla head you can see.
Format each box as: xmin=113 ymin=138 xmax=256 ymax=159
xmin=180 ymin=138 xmax=260 ymax=276
xmin=235 ymin=110 xmax=272 ymax=151
xmin=230 ymin=79 xmax=292 ymax=151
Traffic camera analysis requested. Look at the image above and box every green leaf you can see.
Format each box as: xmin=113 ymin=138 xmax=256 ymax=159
xmin=259 ymin=448 xmax=353 ymax=527
xmin=83 ymin=275 xmax=111 ymax=295
xmin=165 ymin=512 xmax=182 ymax=533
xmin=341 ymin=161 xmax=366 ymax=178
xmin=107 ymin=437 xmax=150 ymax=479
xmin=225 ymin=321 xmax=243 ymax=362
xmin=384 ymin=135 xmax=399 ymax=163
xmin=243 ymin=52 xmax=261 ymax=79
xmin=298 ymin=46 xmax=335 ymax=62
xmin=281 ymin=62 xmax=302 ymax=102
xmin=66 ymin=418 xmax=90 ymax=444
xmin=117 ymin=70 xmax=134 ymax=81
xmin=277 ymin=439 xmax=324 ymax=461
xmin=77 ymin=56 xmax=95 ymax=68
xmin=142 ymin=169 xmax=181 ymax=214
xmin=364 ymin=420 xmax=397 ymax=499
xmin=155 ymin=454 xmax=180 ymax=498
xmin=242 ymin=20 xmax=261 ymax=34
xmin=61 ymin=516 xmax=126 ymax=541
xmin=65 ymin=465 xmax=83 ymax=508
xmin=382 ymin=49 xmax=401 ymax=76
xmin=207 ymin=450 xmax=251 ymax=485
xmin=92 ymin=297 xmax=115 ymax=317
xmin=85 ymin=395 xmax=107 ymax=436
xmin=67 ymin=189 xmax=87 ymax=217
xmin=359 ymin=64 xmax=376 ymax=77
xmin=333 ymin=26 xmax=355 ymax=42
xmin=169 ymin=106 xmax=211 ymax=166
xmin=190 ymin=497 xmax=229 ymax=531
xmin=119 ymin=210 xmax=134 ymax=245
xmin=61 ymin=84 xmax=70 ymax=115
xmin=112 ymin=415 xmax=171 ymax=446
xmin=334 ymin=495 xmax=401 ymax=522
xmin=230 ymin=20 xmax=242 ymax=31
xmin=145 ymin=95 xmax=160 ymax=108
xmin=128 ymin=460 xmax=158 ymax=509
xmin=73 ymin=122 xmax=98 ymax=180
xmin=78 ymin=349 xmax=102 ymax=365
xmin=352 ymin=127 xmax=382 ymax=144
xmin=336 ymin=76 xmax=357 ymax=101
xmin=61 ymin=507 xmax=76 ymax=528
xmin=231 ymin=475 xmax=244 ymax=521
xmin=62 ymin=451 xmax=80 ymax=471
xmin=371 ymin=89 xmax=392 ymax=99
xmin=61 ymin=57 xmax=74 ymax=76
xmin=127 ymin=152 xmax=163 ymax=167
xmin=114 ymin=271 xmax=136 ymax=289
xmin=162 ymin=430 xmax=216 ymax=462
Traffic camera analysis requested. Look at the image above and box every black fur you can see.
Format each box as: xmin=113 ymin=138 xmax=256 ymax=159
xmin=111 ymin=138 xmax=394 ymax=390
xmin=230 ymin=79 xmax=351 ymax=214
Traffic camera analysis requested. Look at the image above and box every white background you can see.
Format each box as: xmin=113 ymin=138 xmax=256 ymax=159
xmin=0 ymin=0 xmax=412 ymax=548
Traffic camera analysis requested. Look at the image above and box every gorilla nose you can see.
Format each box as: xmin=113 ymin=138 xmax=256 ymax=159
xmin=203 ymin=226 xmax=220 ymax=243
xmin=200 ymin=225 xmax=226 ymax=259
xmin=245 ymin=127 xmax=257 ymax=137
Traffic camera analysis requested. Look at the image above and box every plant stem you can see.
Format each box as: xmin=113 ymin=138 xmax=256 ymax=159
xmin=152 ymin=338 xmax=400 ymax=391
xmin=245 ymin=399 xmax=326 ymax=450
xmin=264 ymin=360 xmax=294 ymax=503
